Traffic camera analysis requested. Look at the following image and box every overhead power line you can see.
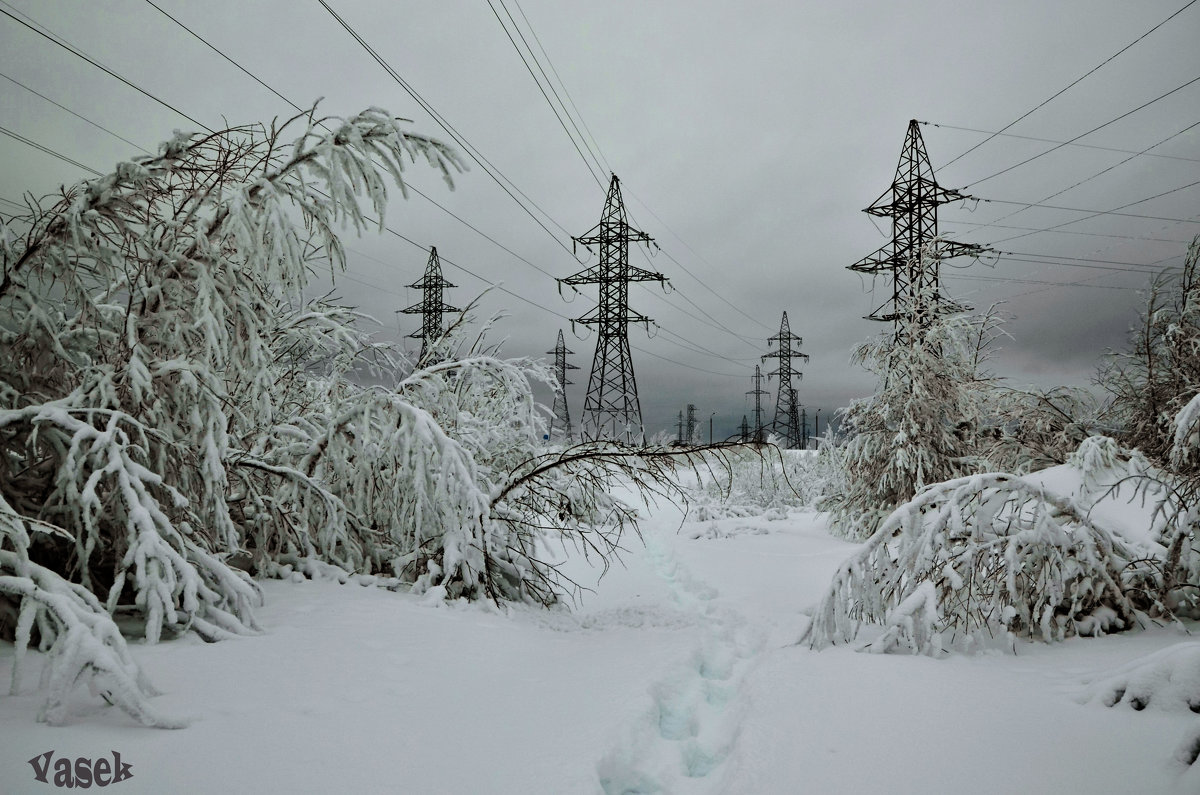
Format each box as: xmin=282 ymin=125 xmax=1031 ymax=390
xmin=485 ymin=0 xmax=605 ymax=189
xmin=941 ymin=0 xmax=1198 ymax=170
xmin=0 ymin=124 xmax=101 ymax=176
xmin=920 ymin=120 xmax=1200 ymax=164
xmin=962 ymin=74 xmax=1200 ymax=189
xmin=0 ymin=5 xmax=212 ymax=133
xmin=984 ymin=177 xmax=1200 ymax=246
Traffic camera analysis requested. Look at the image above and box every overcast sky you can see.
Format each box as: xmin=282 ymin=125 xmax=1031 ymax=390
xmin=2 ymin=0 xmax=1198 ymax=439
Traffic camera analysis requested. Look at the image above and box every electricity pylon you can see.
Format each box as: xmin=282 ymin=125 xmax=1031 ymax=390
xmin=849 ymin=119 xmax=987 ymax=341
xmin=685 ymin=404 xmax=697 ymax=445
xmin=747 ymin=365 xmax=769 ymax=444
xmin=762 ymin=311 xmax=809 ymax=449
xmin=561 ymin=174 xmax=666 ymax=444
xmin=547 ymin=329 xmax=578 ymax=441
xmin=401 ymin=246 xmax=459 ymax=362
xmin=739 ymin=415 xmax=750 ymax=443
xmin=675 ymin=410 xmax=685 ymax=444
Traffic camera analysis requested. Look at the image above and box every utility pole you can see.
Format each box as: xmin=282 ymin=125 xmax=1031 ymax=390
xmin=762 ymin=311 xmax=809 ymax=449
xmin=848 ymin=120 xmax=987 ymax=344
xmin=799 ymin=403 xmax=808 ymax=449
xmin=401 ymin=246 xmax=459 ymax=363
xmin=561 ymin=175 xmax=666 ymax=444
xmin=748 ymin=365 xmax=769 ymax=444
xmin=685 ymin=403 xmax=697 ymax=445
xmin=546 ymin=329 xmax=578 ymax=441
xmin=709 ymin=411 xmax=715 ymax=445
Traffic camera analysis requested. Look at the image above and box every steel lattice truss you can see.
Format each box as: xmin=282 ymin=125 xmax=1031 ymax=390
xmin=849 ymin=120 xmax=987 ymax=339
xmin=747 ymin=365 xmax=769 ymax=444
xmin=739 ymin=415 xmax=750 ymax=443
xmin=401 ymin=246 xmax=459 ymax=362
xmin=762 ymin=311 xmax=809 ymax=449
xmin=546 ymin=329 xmax=578 ymax=440
xmin=685 ymin=403 xmax=697 ymax=444
xmin=561 ymin=175 xmax=665 ymax=444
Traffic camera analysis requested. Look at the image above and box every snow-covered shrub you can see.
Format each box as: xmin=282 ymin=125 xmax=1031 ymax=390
xmin=0 ymin=105 xmax=464 ymax=648
xmin=803 ymin=471 xmax=1139 ymax=655
xmin=1100 ymin=235 xmax=1200 ymax=465
xmin=820 ymin=259 xmax=999 ymax=540
xmin=982 ymin=386 xmax=1103 ymax=474
xmin=683 ymin=446 xmax=818 ymax=521
xmin=1 ymin=496 xmax=181 ymax=726
xmin=490 ymin=441 xmax=740 ymax=603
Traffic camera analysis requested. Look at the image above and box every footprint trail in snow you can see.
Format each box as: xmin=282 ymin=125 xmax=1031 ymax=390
xmin=597 ymin=527 xmax=766 ymax=794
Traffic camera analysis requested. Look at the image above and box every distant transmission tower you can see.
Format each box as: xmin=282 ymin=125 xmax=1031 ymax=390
xmin=675 ymin=410 xmax=685 ymax=444
xmin=849 ymin=119 xmax=987 ymax=340
xmin=561 ymin=175 xmax=666 ymax=444
xmin=547 ymin=329 xmax=578 ymax=441
xmin=685 ymin=403 xmax=697 ymax=445
xmin=739 ymin=415 xmax=750 ymax=443
xmin=747 ymin=365 xmax=768 ymax=444
xmin=401 ymin=246 xmax=459 ymax=362
xmin=762 ymin=311 xmax=809 ymax=449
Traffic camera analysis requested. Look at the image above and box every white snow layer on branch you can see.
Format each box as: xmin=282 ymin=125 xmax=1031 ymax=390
xmin=802 ymin=471 xmax=1138 ymax=655
xmin=1 ymin=500 xmax=182 ymax=727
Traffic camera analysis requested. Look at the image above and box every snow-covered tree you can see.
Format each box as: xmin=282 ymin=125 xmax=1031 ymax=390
xmin=820 ymin=253 xmax=999 ymax=540
xmin=1100 ymin=236 xmax=1200 ymax=464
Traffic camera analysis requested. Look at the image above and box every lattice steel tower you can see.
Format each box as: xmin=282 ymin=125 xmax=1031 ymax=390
xmin=739 ymin=415 xmax=750 ymax=443
xmin=747 ymin=365 xmax=769 ymax=444
xmin=547 ymin=329 xmax=578 ymax=441
xmin=849 ymin=120 xmax=986 ymax=340
xmin=762 ymin=311 xmax=809 ymax=449
xmin=402 ymin=246 xmax=459 ymax=362
xmin=561 ymin=175 xmax=665 ymax=444
xmin=685 ymin=404 xmax=697 ymax=445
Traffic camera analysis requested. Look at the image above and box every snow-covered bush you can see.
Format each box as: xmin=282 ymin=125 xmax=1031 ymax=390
xmin=1100 ymin=235 xmax=1200 ymax=465
xmin=982 ymin=385 xmax=1103 ymax=474
xmin=819 ymin=258 xmax=999 ymax=540
xmin=803 ymin=471 xmax=1139 ymax=655
xmin=0 ymin=105 xmax=466 ymax=647
xmin=1 ymin=496 xmax=182 ymax=726
xmin=683 ymin=446 xmax=819 ymax=521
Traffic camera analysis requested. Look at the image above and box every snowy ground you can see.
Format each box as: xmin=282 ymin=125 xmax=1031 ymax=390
xmin=2 ymin=496 xmax=1198 ymax=793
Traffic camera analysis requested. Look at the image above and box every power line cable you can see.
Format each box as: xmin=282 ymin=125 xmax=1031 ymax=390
xmin=940 ymin=0 xmax=1198 ymax=170
xmin=984 ymin=177 xmax=1200 ymax=246
xmin=0 ymin=5 xmax=212 ymax=133
xmin=972 ymin=197 xmax=1200 ymax=226
xmin=942 ymin=218 xmax=1190 ymax=245
xmin=318 ymin=0 xmax=579 ymax=251
xmin=921 ymin=120 xmax=1200 ymax=164
xmin=958 ymin=118 xmax=1200 ymax=235
xmin=963 ymin=74 xmax=1200 ymax=189
xmin=511 ymin=0 xmax=614 ymax=176
xmin=485 ymin=0 xmax=606 ymax=188
xmin=0 ymin=125 xmax=102 ymax=176
xmin=0 ymin=71 xmax=151 ymax=154
xmin=484 ymin=0 xmax=773 ymax=340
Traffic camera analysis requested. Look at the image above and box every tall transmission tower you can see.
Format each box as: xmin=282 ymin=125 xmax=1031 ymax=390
xmin=762 ymin=311 xmax=809 ymax=449
xmin=561 ymin=175 xmax=666 ymax=444
xmin=401 ymin=246 xmax=459 ymax=362
xmin=685 ymin=403 xmax=697 ymax=445
xmin=546 ymin=329 xmax=578 ymax=441
xmin=675 ymin=410 xmax=685 ymax=445
xmin=747 ymin=365 xmax=769 ymax=444
xmin=848 ymin=119 xmax=987 ymax=340
xmin=739 ymin=415 xmax=750 ymax=443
